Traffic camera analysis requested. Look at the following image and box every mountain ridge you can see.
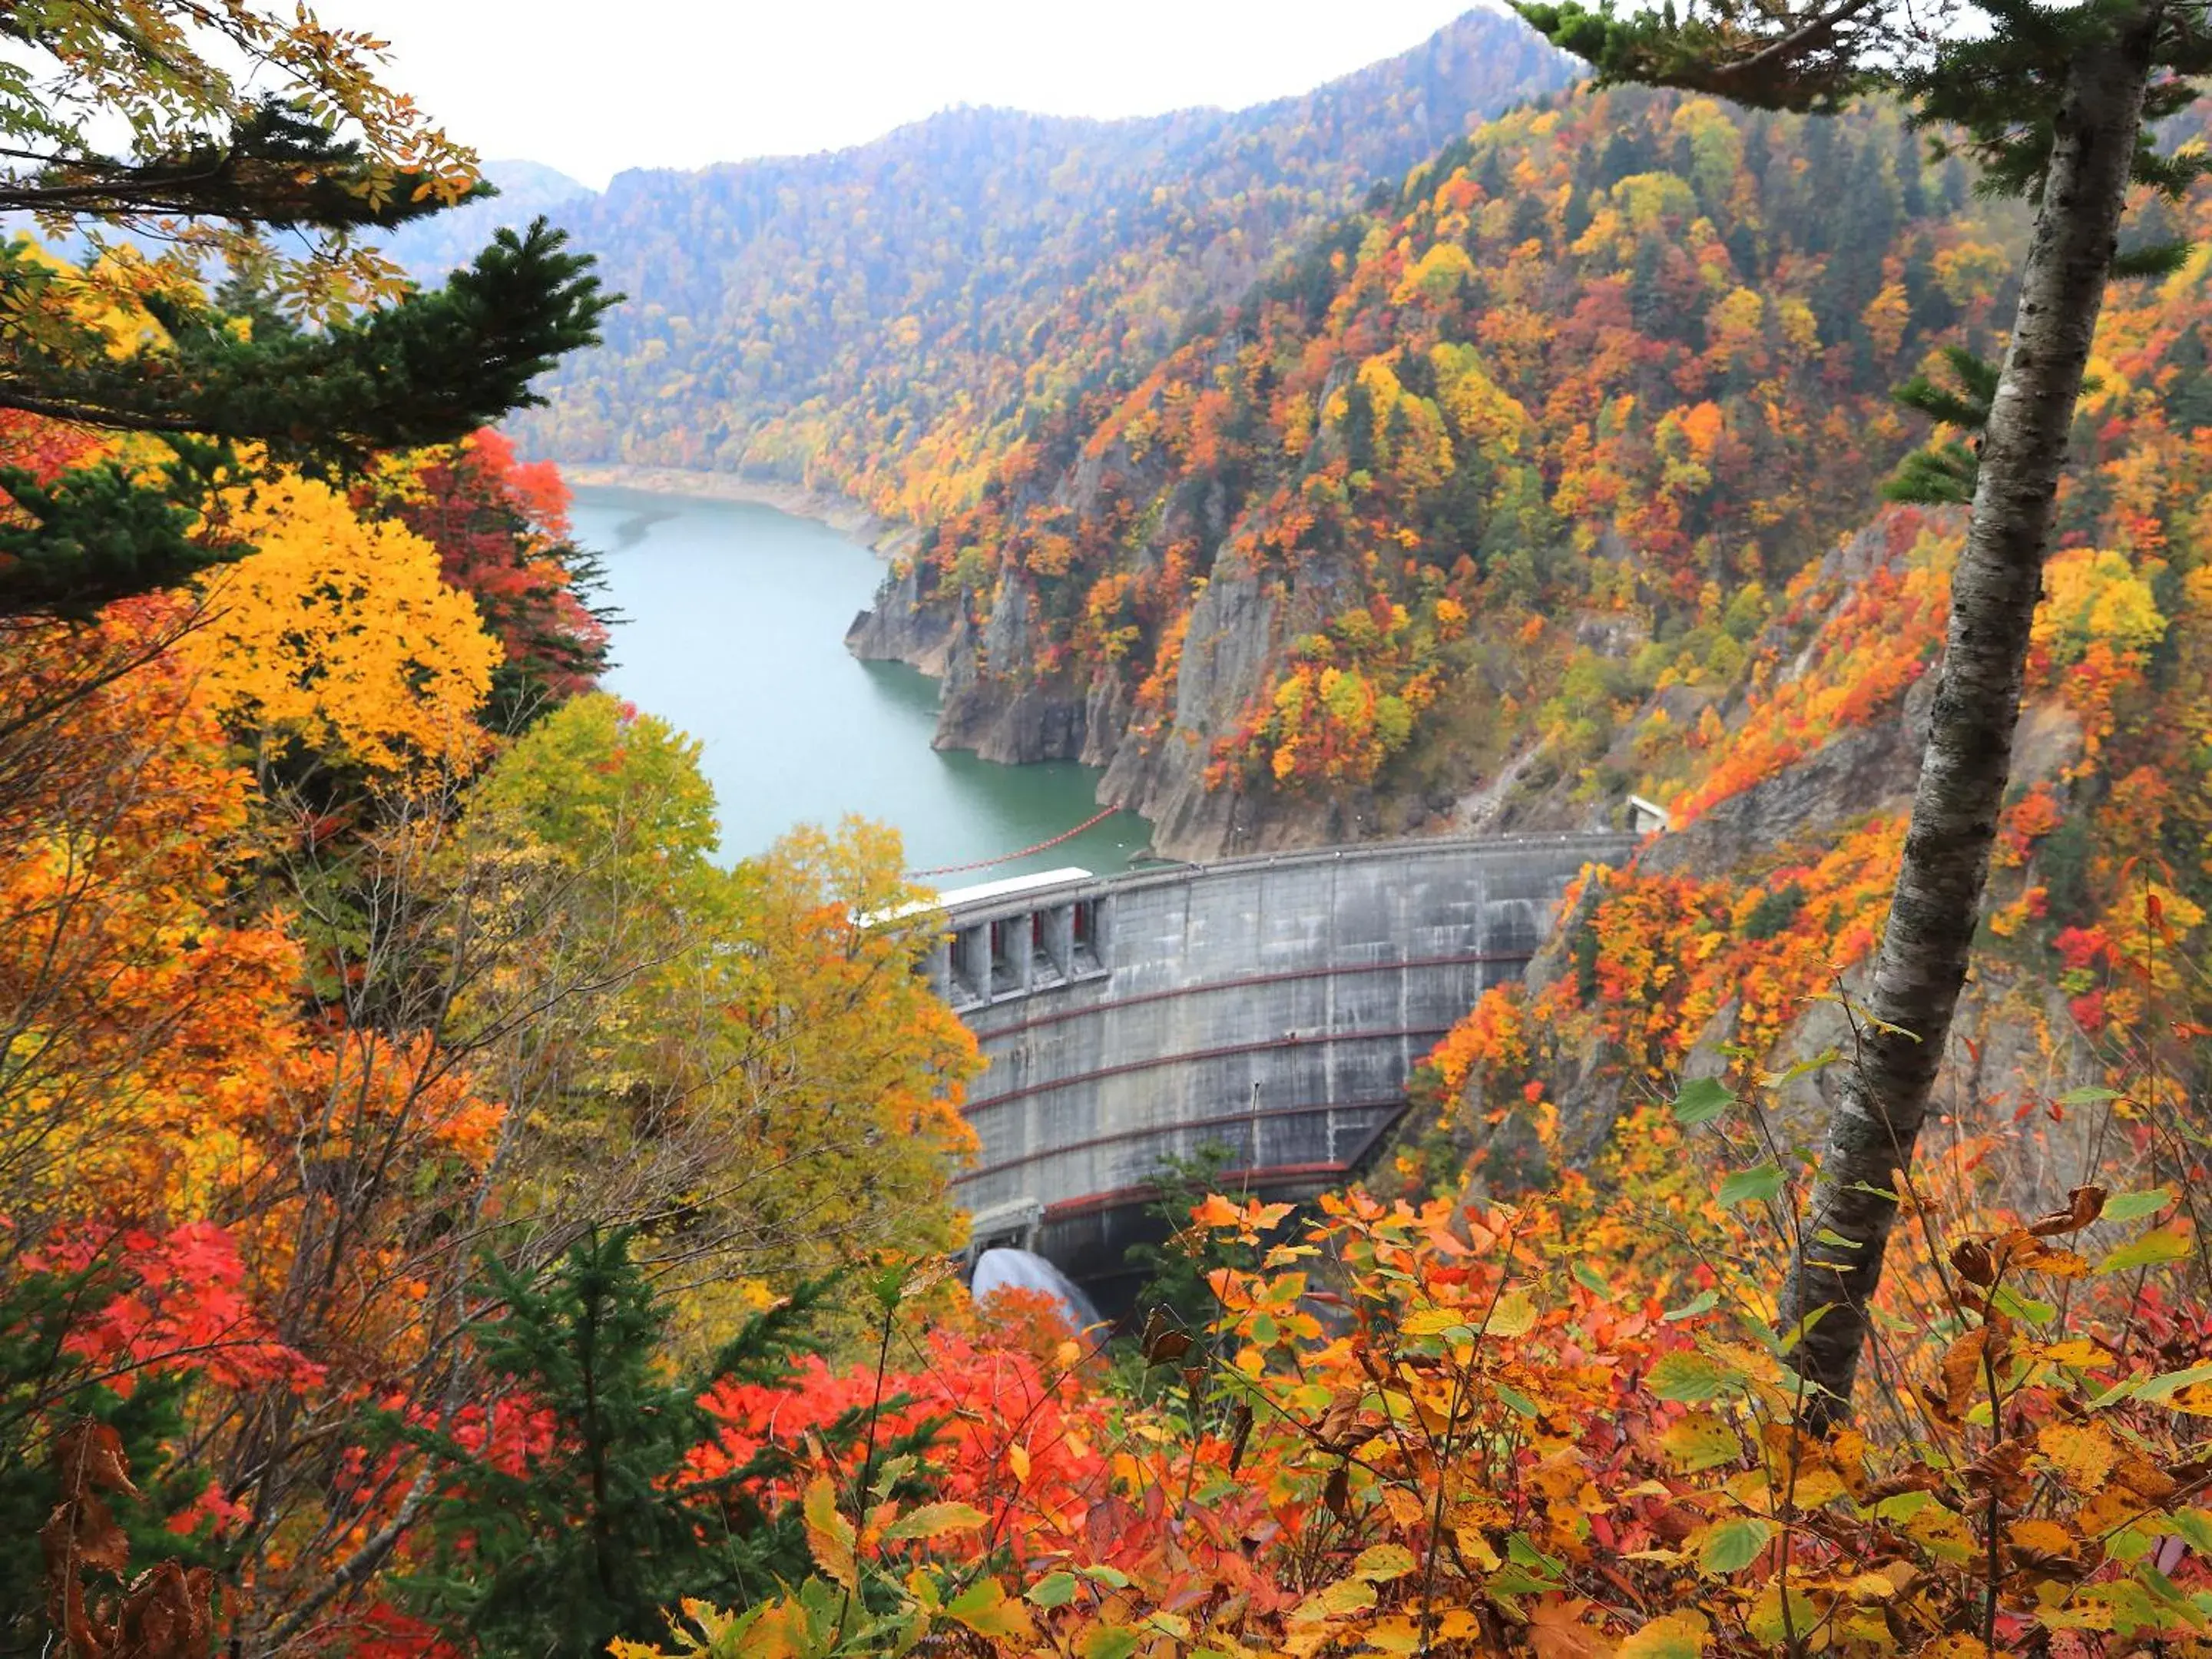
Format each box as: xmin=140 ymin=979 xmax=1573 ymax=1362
xmin=495 ymin=9 xmax=1580 ymax=516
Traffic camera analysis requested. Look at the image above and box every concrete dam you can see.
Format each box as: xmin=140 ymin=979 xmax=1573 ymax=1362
xmin=925 ymin=833 xmax=1640 ymax=1303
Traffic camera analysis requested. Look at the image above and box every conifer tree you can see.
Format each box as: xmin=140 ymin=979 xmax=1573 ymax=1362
xmin=0 ymin=7 xmax=614 ymax=618
xmin=1517 ymin=0 xmax=2212 ymax=1423
xmin=401 ymin=1232 xmax=891 ymax=1659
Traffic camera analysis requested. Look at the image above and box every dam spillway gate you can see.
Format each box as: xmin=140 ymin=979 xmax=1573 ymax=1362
xmin=926 ymin=833 xmax=1639 ymax=1302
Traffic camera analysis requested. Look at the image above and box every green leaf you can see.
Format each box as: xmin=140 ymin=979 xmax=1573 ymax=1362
xmin=1717 ymin=1162 xmax=1784 ymax=1207
xmin=1026 ymin=1571 xmax=1081 ymax=1609
xmin=946 ymin=1578 xmax=1035 ymax=1642
xmin=2058 ymin=1085 xmax=2123 ymax=1105
xmin=1497 ymin=1382 xmax=1541 ymax=1419
xmin=1812 ymin=1227 xmax=1863 ymax=1250
xmin=2102 ymin=1187 xmax=2174 ymax=1223
xmin=2113 ymin=239 xmax=2193 ymax=280
xmin=1664 ymin=1290 xmax=1720 ymax=1322
xmin=1508 ymin=1532 xmax=1567 ymax=1580
xmin=1571 ymin=1260 xmax=1611 ymax=1296
xmin=1989 ymin=1284 xmax=2058 ymax=1323
xmin=1673 ymin=1076 xmax=1735 ymax=1126
xmin=880 ymin=1501 xmax=988 ymax=1543
xmin=1763 ymin=1047 xmax=1841 ymax=1089
xmin=1077 ymin=1628 xmax=1141 ymax=1659
xmin=2171 ymin=1508 xmax=2212 ymax=1557
xmin=2135 ymin=1362 xmax=2212 ymax=1404
xmin=2096 ymin=1228 xmax=2192 ymax=1273
xmin=1699 ymin=1515 xmax=1773 ymax=1575
xmin=1776 ymin=1302 xmax=1833 ymax=1356
xmin=1647 ymin=1349 xmax=1747 ymax=1403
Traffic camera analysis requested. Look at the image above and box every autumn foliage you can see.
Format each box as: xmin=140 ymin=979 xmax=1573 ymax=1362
xmin=0 ymin=358 xmax=978 ymax=1649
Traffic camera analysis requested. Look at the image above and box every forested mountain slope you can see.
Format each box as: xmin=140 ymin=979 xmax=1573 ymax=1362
xmin=500 ymin=9 xmax=1576 ymax=518
xmin=852 ymin=82 xmax=2026 ymax=852
xmin=836 ymin=65 xmax=2212 ymax=1221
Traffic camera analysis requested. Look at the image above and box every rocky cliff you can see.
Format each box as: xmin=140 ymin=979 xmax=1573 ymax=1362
xmin=846 ymin=81 xmax=2022 ymax=861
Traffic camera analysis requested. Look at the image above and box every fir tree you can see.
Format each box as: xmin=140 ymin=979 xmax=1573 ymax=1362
xmin=400 ymin=1231 xmax=911 ymax=1659
xmin=0 ymin=9 xmax=617 ymax=618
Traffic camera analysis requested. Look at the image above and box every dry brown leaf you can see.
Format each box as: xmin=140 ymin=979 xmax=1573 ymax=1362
xmin=2028 ymin=1184 xmax=2108 ymax=1237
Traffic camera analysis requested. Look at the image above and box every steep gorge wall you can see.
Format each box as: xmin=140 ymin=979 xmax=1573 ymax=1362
xmin=846 ymin=83 xmax=2018 ymax=863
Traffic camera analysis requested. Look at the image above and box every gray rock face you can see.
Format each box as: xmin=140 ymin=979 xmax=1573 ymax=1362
xmin=934 ymin=575 xmax=1094 ymax=763
xmin=1098 ymin=563 xmax=1281 ymax=856
xmin=1643 ymin=677 xmax=1932 ymax=879
xmin=846 ymin=558 xmax=959 ymax=677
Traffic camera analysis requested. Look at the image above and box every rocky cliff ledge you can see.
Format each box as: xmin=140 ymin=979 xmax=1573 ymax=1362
xmin=848 ymin=532 xmax=1406 ymax=862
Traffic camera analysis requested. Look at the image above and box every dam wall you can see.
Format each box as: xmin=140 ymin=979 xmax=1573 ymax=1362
xmin=930 ymin=833 xmax=1639 ymax=1299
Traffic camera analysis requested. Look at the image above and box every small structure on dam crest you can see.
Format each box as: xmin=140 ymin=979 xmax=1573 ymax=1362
xmin=922 ymin=833 xmax=1640 ymax=1304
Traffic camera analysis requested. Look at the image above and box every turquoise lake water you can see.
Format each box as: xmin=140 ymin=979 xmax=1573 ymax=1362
xmin=569 ymin=485 xmax=1153 ymax=880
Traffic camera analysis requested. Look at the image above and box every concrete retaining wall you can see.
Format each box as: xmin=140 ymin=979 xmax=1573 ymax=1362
xmin=934 ymin=833 xmax=1637 ymax=1293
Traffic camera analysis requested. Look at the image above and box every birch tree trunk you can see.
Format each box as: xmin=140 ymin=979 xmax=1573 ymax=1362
xmin=1777 ymin=5 xmax=2164 ymax=1426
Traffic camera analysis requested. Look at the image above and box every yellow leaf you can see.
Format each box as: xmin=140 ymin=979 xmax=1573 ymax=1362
xmin=803 ymin=1475 xmax=857 ymax=1590
xmin=1402 ymin=1306 xmax=1472 ymax=1337
xmin=1485 ymin=1290 xmax=1539 ymax=1339
xmin=1618 ymin=1609 xmax=1709 ymax=1659
xmin=1350 ymin=1542 xmax=1417 ymax=1582
xmin=947 ymin=1577 xmax=1036 ymax=1643
xmin=1660 ymin=1411 xmax=1741 ymax=1472
xmin=1008 ymin=1441 xmax=1032 ymax=1485
xmin=2039 ymin=1339 xmax=2105 ymax=1366
xmin=1362 ymin=1614 xmax=1425 ymax=1654
xmin=1455 ymin=1525 xmax=1502 ymax=1571
xmin=1291 ymin=1578 xmax=1378 ymax=1624
xmin=1839 ymin=1571 xmax=1900 ymax=1601
xmin=2038 ymin=1420 xmax=2121 ymax=1489
xmin=1746 ymin=1585 xmax=1822 ymax=1649
xmin=1920 ymin=1636 xmax=2021 ymax=1659
xmin=879 ymin=1501 xmax=988 ymax=1543
xmin=1906 ymin=1502 xmax=1977 ymax=1563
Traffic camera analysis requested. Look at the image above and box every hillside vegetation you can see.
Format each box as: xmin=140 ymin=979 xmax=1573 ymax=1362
xmin=11 ymin=6 xmax=2212 ymax=1658
xmin=853 ymin=84 xmax=2028 ymax=850
xmin=500 ymin=10 xmax=1576 ymax=519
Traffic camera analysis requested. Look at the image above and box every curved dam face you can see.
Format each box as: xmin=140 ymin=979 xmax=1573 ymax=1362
xmin=929 ymin=833 xmax=1639 ymax=1307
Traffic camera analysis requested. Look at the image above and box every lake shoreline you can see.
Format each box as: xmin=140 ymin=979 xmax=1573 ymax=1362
xmin=559 ymin=463 xmax=919 ymax=556
xmin=565 ymin=488 xmax=1153 ymax=879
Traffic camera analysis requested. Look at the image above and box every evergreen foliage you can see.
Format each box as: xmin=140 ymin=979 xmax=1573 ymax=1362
xmin=400 ymin=1230 xmax=882 ymax=1659
xmin=0 ymin=1260 xmax=222 ymax=1659
xmin=1124 ymin=1142 xmax=1247 ymax=1338
xmin=0 ymin=224 xmax=609 ymax=452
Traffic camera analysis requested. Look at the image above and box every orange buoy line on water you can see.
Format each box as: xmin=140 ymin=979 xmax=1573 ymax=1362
xmin=904 ymin=806 xmax=1121 ymax=880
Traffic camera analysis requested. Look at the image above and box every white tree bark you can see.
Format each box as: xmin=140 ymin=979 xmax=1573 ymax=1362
xmin=1778 ymin=4 xmax=2164 ymax=1426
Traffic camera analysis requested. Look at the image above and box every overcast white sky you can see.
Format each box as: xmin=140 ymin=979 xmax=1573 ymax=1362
xmin=316 ymin=2 xmax=1498 ymax=190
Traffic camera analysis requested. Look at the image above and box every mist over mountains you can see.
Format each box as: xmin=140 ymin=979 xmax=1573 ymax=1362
xmin=393 ymin=10 xmax=1577 ymax=512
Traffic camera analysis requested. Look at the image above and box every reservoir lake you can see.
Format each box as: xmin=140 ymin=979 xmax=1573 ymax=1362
xmin=570 ymin=485 xmax=1154 ymax=880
